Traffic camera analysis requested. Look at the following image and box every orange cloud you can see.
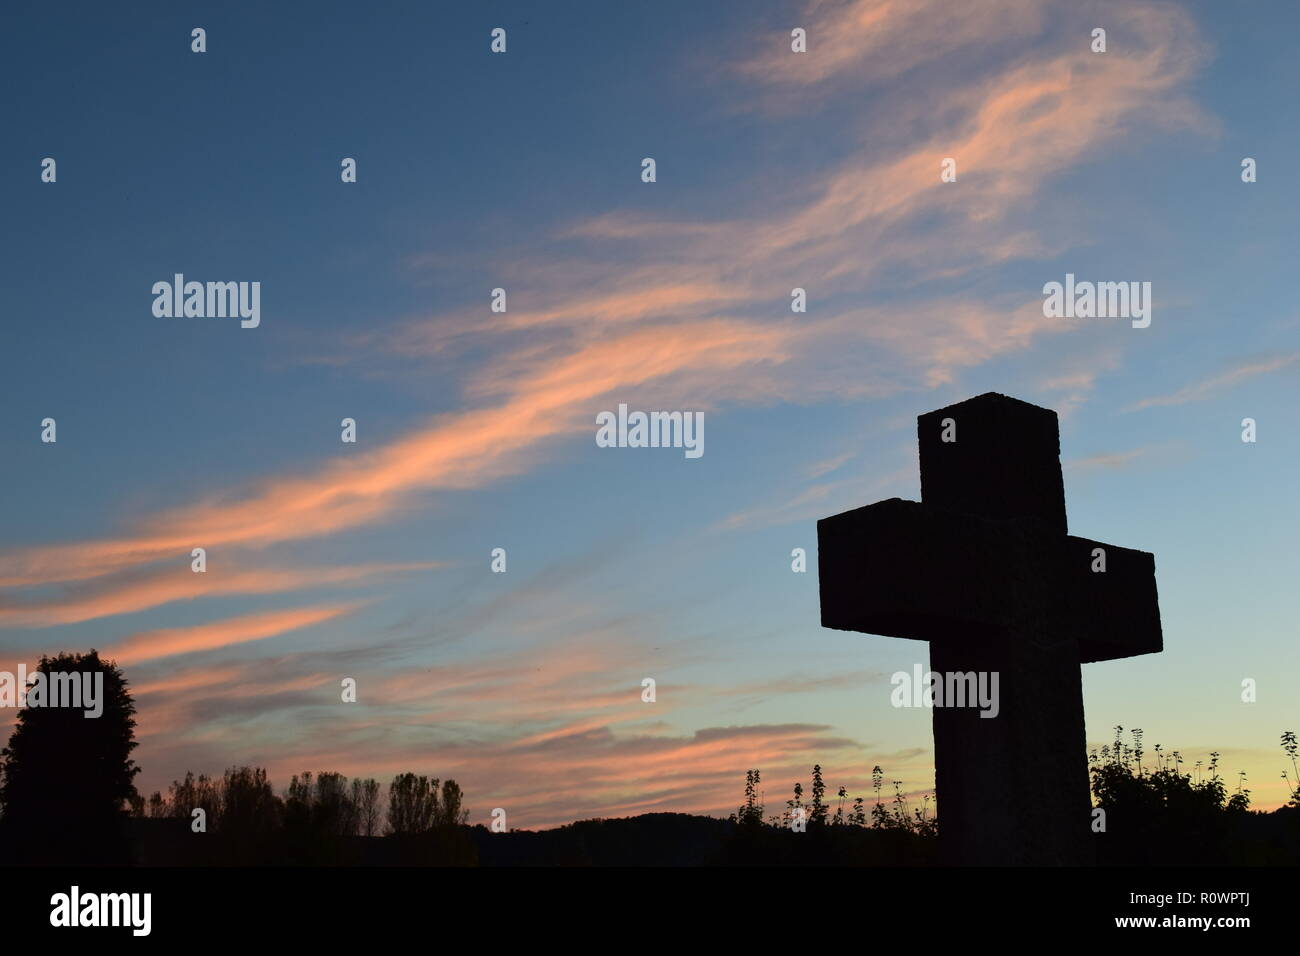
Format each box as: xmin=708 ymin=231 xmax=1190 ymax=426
xmin=103 ymin=603 xmax=363 ymax=665
xmin=0 ymin=562 xmax=430 ymax=627
xmin=736 ymin=0 xmax=1047 ymax=93
xmin=0 ymin=319 xmax=792 ymax=604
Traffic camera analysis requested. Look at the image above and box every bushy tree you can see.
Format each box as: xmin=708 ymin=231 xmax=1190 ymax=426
xmin=1090 ymin=726 xmax=1251 ymax=864
xmin=0 ymin=651 xmax=140 ymax=863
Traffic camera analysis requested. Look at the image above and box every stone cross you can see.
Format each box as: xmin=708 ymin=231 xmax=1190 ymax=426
xmin=817 ymin=393 xmax=1163 ymax=865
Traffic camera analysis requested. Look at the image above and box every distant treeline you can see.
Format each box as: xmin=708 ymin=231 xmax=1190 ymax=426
xmin=124 ymin=768 xmax=474 ymax=865
xmin=0 ymin=652 xmax=1296 ymax=865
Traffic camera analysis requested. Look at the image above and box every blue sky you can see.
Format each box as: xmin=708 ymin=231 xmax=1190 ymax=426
xmin=1 ymin=0 xmax=1297 ymax=825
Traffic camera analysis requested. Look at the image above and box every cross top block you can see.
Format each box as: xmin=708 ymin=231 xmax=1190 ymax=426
xmin=919 ymin=392 xmax=1067 ymax=534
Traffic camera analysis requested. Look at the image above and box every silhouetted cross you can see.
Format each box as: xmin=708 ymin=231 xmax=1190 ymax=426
xmin=818 ymin=393 xmax=1163 ymax=865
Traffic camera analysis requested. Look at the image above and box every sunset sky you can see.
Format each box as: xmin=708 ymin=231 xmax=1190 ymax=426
xmin=2 ymin=0 xmax=1297 ymax=827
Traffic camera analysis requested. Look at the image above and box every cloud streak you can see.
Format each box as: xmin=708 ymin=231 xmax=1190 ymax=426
xmin=102 ymin=603 xmax=364 ymax=665
xmin=0 ymin=562 xmax=431 ymax=628
xmin=1127 ymin=351 xmax=1300 ymax=410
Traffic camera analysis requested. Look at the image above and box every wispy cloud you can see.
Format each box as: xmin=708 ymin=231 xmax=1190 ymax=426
xmin=1064 ymin=447 xmax=1152 ymax=473
xmin=736 ymin=0 xmax=1047 ymax=95
xmin=1127 ymin=351 xmax=1300 ymax=410
xmin=103 ymin=603 xmax=364 ymax=665
xmin=0 ymin=562 xmax=431 ymax=627
xmin=2 ymin=320 xmax=798 ymax=599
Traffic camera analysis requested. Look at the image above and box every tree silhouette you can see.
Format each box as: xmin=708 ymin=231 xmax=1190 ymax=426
xmin=385 ymin=772 xmax=475 ymax=864
xmin=218 ymin=766 xmax=282 ymax=863
xmin=0 ymin=650 xmax=139 ymax=864
xmin=439 ymin=778 xmax=468 ymax=827
xmin=166 ymin=769 xmax=220 ymax=821
xmin=387 ymin=773 xmax=438 ymax=835
xmin=352 ymin=777 xmax=382 ymax=837
xmin=281 ymin=769 xmax=364 ymax=863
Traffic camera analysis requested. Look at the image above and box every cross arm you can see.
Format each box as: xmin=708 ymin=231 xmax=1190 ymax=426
xmin=817 ymin=498 xmax=1018 ymax=642
xmin=816 ymin=498 xmax=1162 ymax=663
xmin=1055 ymin=535 xmax=1163 ymax=663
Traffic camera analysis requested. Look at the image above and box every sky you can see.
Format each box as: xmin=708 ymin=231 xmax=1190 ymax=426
xmin=1 ymin=0 xmax=1297 ymax=828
